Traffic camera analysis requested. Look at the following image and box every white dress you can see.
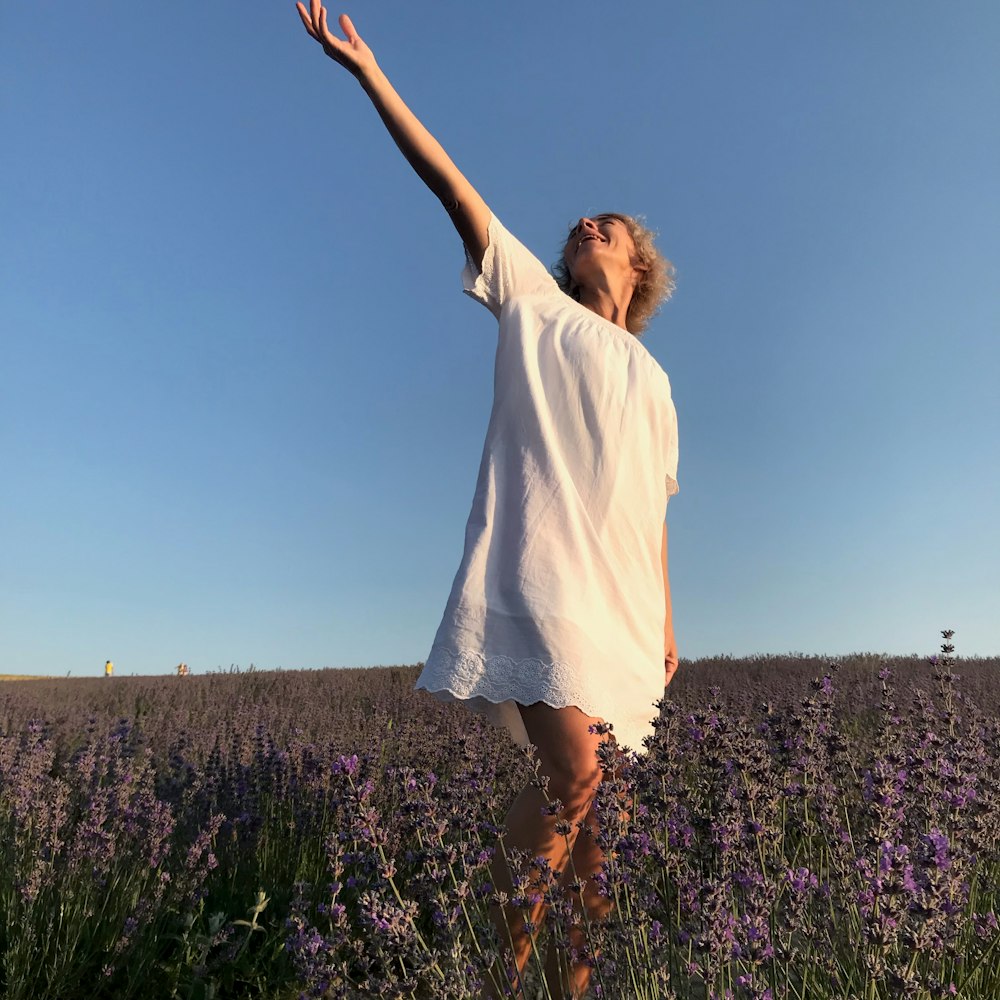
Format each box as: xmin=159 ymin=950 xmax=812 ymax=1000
xmin=414 ymin=214 xmax=680 ymax=755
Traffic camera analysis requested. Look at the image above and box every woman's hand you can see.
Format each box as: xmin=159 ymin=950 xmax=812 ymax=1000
xmin=295 ymin=4 xmax=376 ymax=80
xmin=664 ymin=636 xmax=678 ymax=688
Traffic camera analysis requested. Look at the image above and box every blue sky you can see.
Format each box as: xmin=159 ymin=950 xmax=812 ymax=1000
xmin=2 ymin=2 xmax=997 ymax=676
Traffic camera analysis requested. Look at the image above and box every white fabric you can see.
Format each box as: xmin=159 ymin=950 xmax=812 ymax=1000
xmin=414 ymin=214 xmax=679 ymax=755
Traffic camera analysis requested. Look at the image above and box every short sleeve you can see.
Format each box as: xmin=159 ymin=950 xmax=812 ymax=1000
xmin=461 ymin=214 xmax=559 ymax=318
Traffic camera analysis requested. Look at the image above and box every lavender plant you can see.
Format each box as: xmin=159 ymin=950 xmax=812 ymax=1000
xmin=0 ymin=637 xmax=996 ymax=999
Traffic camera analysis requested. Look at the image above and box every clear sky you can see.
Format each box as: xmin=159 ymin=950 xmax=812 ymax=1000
xmin=2 ymin=2 xmax=997 ymax=676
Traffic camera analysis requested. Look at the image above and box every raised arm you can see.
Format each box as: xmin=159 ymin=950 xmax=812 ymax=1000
xmin=295 ymin=5 xmax=491 ymax=269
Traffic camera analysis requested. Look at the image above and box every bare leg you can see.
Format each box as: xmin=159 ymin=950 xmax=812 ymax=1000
xmin=480 ymin=780 xmax=581 ymax=999
xmin=539 ymin=799 xmax=612 ymax=999
xmin=543 ymin=749 xmax=632 ymax=999
xmin=479 ymin=703 xmax=608 ymax=1000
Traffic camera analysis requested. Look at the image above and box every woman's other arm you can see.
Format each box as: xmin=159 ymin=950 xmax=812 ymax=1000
xmin=663 ymin=520 xmax=678 ymax=687
xmin=295 ymin=6 xmax=491 ymax=268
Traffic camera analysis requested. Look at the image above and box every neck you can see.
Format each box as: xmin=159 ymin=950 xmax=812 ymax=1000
xmin=577 ymin=275 xmax=634 ymax=331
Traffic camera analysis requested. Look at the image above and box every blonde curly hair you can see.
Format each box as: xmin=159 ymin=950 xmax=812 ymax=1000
xmin=552 ymin=213 xmax=676 ymax=337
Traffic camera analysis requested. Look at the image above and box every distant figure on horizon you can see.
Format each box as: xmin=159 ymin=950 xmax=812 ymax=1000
xmin=176 ymin=662 xmax=189 ymax=677
xmin=295 ymin=8 xmax=681 ymax=999
xmin=104 ymin=659 xmax=113 ymax=678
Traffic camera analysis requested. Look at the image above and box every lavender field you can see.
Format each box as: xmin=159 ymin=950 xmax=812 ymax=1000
xmin=1 ymin=633 xmax=998 ymax=999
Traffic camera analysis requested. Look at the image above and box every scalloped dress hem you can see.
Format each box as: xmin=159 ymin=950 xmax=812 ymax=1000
xmin=415 ymin=645 xmax=656 ymax=756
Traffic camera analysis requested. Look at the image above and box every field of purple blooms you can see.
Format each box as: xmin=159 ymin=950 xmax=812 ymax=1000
xmin=1 ymin=632 xmax=998 ymax=1000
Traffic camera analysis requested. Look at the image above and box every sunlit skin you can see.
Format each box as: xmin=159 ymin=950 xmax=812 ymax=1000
xmin=562 ymin=215 xmax=648 ymax=329
xmin=295 ymin=7 xmax=677 ymax=997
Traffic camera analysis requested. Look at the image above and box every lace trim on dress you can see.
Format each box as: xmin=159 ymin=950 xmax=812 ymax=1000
xmin=419 ymin=644 xmax=625 ymax=729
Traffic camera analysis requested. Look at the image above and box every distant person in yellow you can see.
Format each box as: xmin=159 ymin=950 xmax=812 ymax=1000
xmin=104 ymin=659 xmax=113 ymax=678
xmin=177 ymin=662 xmax=189 ymax=677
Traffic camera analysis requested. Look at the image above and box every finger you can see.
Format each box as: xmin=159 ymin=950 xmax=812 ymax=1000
xmin=339 ymin=13 xmax=358 ymax=43
xmin=296 ymin=2 xmax=319 ymax=39
xmin=305 ymin=0 xmax=323 ymax=38
xmin=318 ymin=6 xmax=344 ymax=50
xmin=313 ymin=0 xmax=330 ymax=35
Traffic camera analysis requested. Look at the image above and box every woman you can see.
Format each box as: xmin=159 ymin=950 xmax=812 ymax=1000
xmin=296 ymin=7 xmax=680 ymax=998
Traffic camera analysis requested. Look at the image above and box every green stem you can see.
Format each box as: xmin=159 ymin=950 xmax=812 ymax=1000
xmin=349 ymin=776 xmax=443 ymax=984
xmin=955 ymin=926 xmax=1000 ymax=996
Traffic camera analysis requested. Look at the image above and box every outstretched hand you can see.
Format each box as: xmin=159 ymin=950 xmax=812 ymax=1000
xmin=295 ymin=4 xmax=376 ymax=79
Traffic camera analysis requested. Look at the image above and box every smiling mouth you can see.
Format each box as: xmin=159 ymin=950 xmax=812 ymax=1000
xmin=577 ymin=234 xmax=605 ymax=251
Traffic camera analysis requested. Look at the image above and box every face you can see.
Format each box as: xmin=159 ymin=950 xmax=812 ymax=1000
xmin=562 ymin=214 xmax=642 ymax=292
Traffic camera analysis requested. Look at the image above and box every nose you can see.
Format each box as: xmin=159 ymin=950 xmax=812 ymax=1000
xmin=575 ymin=217 xmax=599 ymax=237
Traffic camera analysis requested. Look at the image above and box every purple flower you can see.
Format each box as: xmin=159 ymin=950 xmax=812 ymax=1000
xmin=334 ymin=754 xmax=359 ymax=776
xmin=924 ymin=828 xmax=952 ymax=871
xmin=786 ymin=867 xmax=818 ymax=893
